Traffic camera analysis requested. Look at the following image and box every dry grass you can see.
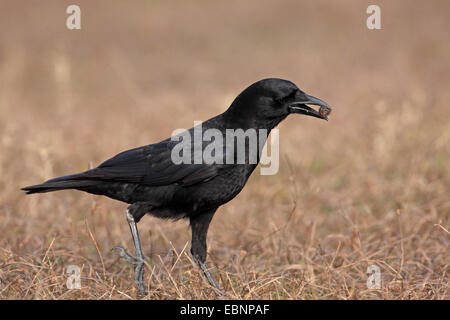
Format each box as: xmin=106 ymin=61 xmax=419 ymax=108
xmin=0 ymin=0 xmax=449 ymax=300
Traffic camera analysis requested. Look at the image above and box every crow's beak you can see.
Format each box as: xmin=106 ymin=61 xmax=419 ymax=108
xmin=289 ymin=93 xmax=332 ymax=121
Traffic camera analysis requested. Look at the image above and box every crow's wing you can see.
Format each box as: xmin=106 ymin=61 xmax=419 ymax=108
xmin=87 ymin=140 xmax=218 ymax=187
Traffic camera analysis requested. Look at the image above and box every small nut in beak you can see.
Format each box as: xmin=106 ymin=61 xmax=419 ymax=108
xmin=319 ymin=106 xmax=331 ymax=119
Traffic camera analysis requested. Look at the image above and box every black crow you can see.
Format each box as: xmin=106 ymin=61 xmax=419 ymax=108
xmin=22 ymin=78 xmax=331 ymax=295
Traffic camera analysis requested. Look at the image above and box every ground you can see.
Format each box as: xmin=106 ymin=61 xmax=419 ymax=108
xmin=0 ymin=0 xmax=448 ymax=299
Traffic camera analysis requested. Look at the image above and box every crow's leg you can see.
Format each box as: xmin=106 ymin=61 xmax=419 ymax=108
xmin=112 ymin=208 xmax=147 ymax=295
xmin=190 ymin=208 xmax=222 ymax=293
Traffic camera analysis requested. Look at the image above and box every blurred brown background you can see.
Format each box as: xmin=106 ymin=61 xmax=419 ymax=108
xmin=0 ymin=0 xmax=448 ymax=299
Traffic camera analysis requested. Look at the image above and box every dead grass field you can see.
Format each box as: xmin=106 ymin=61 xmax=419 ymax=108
xmin=0 ymin=0 xmax=449 ymax=299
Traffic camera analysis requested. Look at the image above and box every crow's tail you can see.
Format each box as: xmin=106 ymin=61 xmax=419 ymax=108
xmin=21 ymin=171 xmax=100 ymax=194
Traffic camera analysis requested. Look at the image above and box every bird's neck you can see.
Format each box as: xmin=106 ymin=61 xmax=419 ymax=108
xmin=218 ymin=110 xmax=286 ymax=132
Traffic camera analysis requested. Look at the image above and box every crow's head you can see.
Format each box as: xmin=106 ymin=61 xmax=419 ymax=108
xmin=226 ymin=78 xmax=332 ymax=128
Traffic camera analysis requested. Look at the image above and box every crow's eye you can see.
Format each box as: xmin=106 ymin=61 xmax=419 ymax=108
xmin=275 ymin=91 xmax=296 ymax=105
